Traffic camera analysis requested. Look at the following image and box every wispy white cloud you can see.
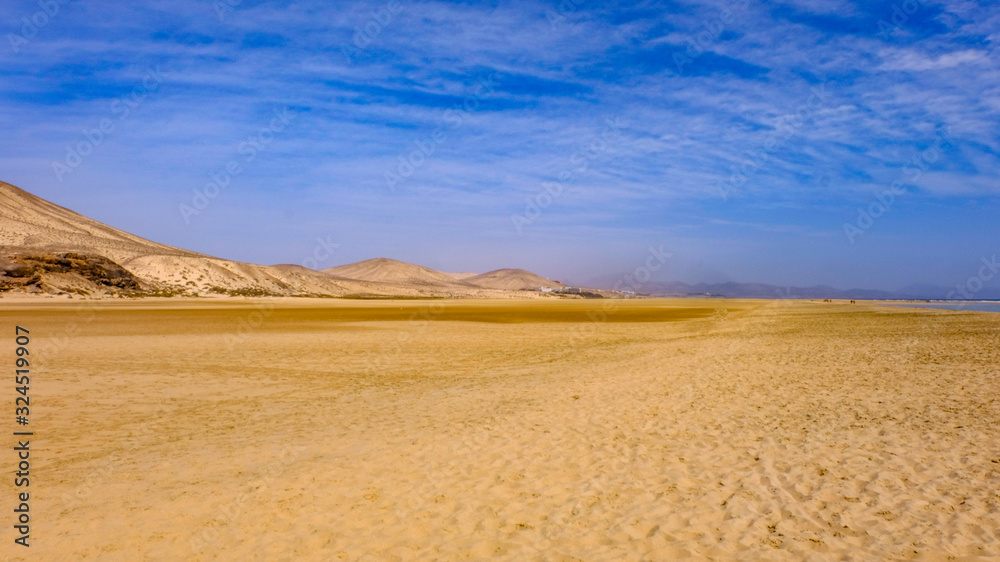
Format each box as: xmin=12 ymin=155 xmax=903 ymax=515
xmin=878 ymin=48 xmax=990 ymax=71
xmin=0 ymin=0 xmax=997 ymax=288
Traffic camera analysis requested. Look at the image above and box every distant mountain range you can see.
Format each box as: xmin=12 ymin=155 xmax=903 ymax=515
xmin=2 ymin=179 xmax=992 ymax=301
xmin=581 ymin=277 xmax=1000 ymax=301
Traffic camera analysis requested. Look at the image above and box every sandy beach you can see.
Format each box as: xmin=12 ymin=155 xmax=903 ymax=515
xmin=2 ymin=298 xmax=998 ymax=560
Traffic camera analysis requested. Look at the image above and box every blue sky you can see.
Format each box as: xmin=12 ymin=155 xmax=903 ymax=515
xmin=1 ymin=0 xmax=998 ymax=290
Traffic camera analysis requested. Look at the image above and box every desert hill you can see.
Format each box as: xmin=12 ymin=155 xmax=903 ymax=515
xmin=323 ymin=258 xmax=462 ymax=287
xmin=0 ymin=181 xmax=202 ymax=263
xmin=0 ymin=181 xmax=396 ymax=297
xmin=464 ymin=268 xmax=563 ymax=291
xmin=0 ymin=181 xmax=574 ymax=299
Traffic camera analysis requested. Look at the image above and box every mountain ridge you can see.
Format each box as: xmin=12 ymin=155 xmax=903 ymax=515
xmin=0 ymin=181 xmax=569 ymax=299
xmin=5 ymin=180 xmax=988 ymax=301
xmin=581 ymin=277 xmax=1000 ymax=301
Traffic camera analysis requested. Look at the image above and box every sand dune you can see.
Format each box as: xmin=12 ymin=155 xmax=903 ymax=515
xmin=120 ymin=254 xmax=382 ymax=296
xmin=322 ymin=257 xmax=463 ymax=287
xmin=0 ymin=181 xmax=201 ymax=263
xmin=0 ymin=181 xmax=344 ymax=296
xmin=464 ymin=268 xmax=563 ymax=290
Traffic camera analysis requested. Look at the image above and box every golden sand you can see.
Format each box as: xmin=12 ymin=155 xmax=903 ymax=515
xmin=2 ymin=298 xmax=998 ymax=560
